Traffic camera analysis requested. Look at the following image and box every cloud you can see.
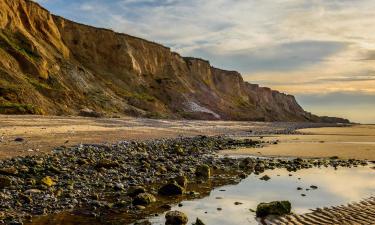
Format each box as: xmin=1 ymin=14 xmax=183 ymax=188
xmin=188 ymin=40 xmax=347 ymax=73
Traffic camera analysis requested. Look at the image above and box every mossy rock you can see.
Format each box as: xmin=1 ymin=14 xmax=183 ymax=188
xmin=195 ymin=165 xmax=211 ymax=179
xmin=41 ymin=176 xmax=56 ymax=187
xmin=256 ymin=201 xmax=291 ymax=217
xmin=132 ymin=193 xmax=156 ymax=206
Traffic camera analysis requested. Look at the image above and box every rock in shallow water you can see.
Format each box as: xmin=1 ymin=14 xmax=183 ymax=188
xmin=165 ymin=211 xmax=188 ymax=225
xmin=133 ymin=193 xmax=156 ymax=206
xmin=256 ymin=201 xmax=291 ymax=217
xmin=158 ymin=183 xmax=185 ymax=196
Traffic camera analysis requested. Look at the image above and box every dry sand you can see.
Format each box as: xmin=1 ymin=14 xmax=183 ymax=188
xmin=221 ymin=125 xmax=375 ymax=160
xmin=1 ymin=115 xmax=374 ymax=161
xmin=0 ymin=115 xmax=291 ymax=159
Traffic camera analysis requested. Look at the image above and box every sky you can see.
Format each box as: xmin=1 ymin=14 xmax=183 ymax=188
xmin=34 ymin=0 xmax=375 ymax=123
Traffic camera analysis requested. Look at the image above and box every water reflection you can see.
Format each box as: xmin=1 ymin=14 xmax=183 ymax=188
xmin=149 ymin=166 xmax=375 ymax=225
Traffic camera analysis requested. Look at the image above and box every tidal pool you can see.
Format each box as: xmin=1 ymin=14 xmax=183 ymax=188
xmin=148 ymin=165 xmax=375 ymax=225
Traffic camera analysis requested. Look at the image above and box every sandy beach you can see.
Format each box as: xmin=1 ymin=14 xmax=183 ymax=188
xmin=0 ymin=115 xmax=315 ymax=159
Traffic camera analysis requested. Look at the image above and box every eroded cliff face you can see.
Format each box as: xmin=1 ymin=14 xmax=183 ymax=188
xmin=0 ymin=0 xmax=348 ymax=122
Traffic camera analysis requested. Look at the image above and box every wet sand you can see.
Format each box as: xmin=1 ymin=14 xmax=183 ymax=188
xmin=272 ymin=197 xmax=375 ymax=225
xmin=221 ymin=125 xmax=375 ymax=160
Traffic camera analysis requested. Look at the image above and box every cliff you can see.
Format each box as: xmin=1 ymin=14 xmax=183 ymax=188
xmin=0 ymin=0 xmax=349 ymax=122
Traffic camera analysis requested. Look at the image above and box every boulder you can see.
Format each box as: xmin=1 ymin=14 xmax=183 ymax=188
xmin=158 ymin=182 xmax=184 ymax=196
xmin=256 ymin=201 xmax=291 ymax=217
xmin=133 ymin=193 xmax=156 ymax=206
xmin=165 ymin=211 xmax=188 ymax=225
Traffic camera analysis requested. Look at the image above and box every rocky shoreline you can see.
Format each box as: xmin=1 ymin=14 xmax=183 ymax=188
xmin=0 ymin=135 xmax=369 ymax=225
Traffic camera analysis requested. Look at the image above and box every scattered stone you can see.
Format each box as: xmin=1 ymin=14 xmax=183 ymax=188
xmin=95 ymin=159 xmax=119 ymax=169
xmin=158 ymin=183 xmax=185 ymax=196
xmin=297 ymin=187 xmax=302 ymax=191
xmin=165 ymin=211 xmax=188 ymax=225
xmin=114 ymin=183 xmax=125 ymax=191
xmin=0 ymin=176 xmax=12 ymax=188
xmin=259 ymin=175 xmax=271 ymax=181
xmin=0 ymin=167 xmax=18 ymax=176
xmin=14 ymin=137 xmax=24 ymax=142
xmin=256 ymin=201 xmax=291 ymax=217
xmin=310 ymin=185 xmax=318 ymax=190
xmin=234 ymin=202 xmax=243 ymax=205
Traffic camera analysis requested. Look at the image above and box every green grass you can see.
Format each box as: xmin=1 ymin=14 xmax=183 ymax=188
xmin=25 ymin=76 xmax=52 ymax=90
xmin=0 ymin=30 xmax=40 ymax=61
xmin=0 ymin=103 xmax=41 ymax=115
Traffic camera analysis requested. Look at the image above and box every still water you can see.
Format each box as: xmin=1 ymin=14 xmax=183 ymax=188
xmin=149 ymin=165 xmax=375 ymax=225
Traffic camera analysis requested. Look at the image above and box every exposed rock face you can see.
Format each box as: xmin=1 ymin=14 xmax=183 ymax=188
xmin=0 ymin=0 xmax=349 ymax=122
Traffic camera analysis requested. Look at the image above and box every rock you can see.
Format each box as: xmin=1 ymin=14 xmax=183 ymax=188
xmin=234 ymin=202 xmax=243 ymax=205
xmin=135 ymin=205 xmax=146 ymax=210
xmin=0 ymin=167 xmax=18 ymax=176
xmin=193 ymin=218 xmax=206 ymax=225
xmin=127 ymin=186 xmax=146 ymax=197
xmin=174 ymin=175 xmax=188 ymax=188
xmin=256 ymin=201 xmax=291 ymax=217
xmin=14 ymin=137 xmax=24 ymax=142
xmin=160 ymin=204 xmax=172 ymax=210
xmin=24 ymin=189 xmax=42 ymax=194
xmin=95 ymin=159 xmax=119 ymax=169
xmin=165 ymin=211 xmax=188 ymax=225
xmin=0 ymin=176 xmax=12 ymax=188
xmin=158 ymin=182 xmax=185 ymax=196
xmin=114 ymin=183 xmax=125 ymax=191
xmin=133 ymin=193 xmax=156 ymax=206
xmin=9 ymin=221 xmax=23 ymax=225
xmin=310 ymin=185 xmax=318 ymax=190
xmin=195 ymin=165 xmax=211 ymax=178
xmin=259 ymin=175 xmax=270 ymax=181
xmin=79 ymin=108 xmax=103 ymax=118
xmin=41 ymin=176 xmax=56 ymax=187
